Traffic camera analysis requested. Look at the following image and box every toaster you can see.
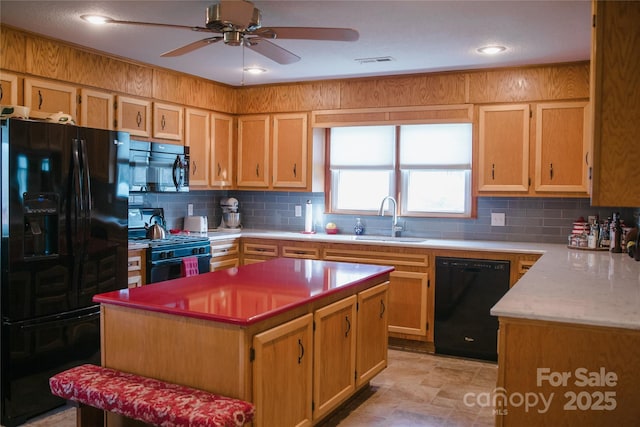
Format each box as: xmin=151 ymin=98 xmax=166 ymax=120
xmin=183 ymin=216 xmax=208 ymax=233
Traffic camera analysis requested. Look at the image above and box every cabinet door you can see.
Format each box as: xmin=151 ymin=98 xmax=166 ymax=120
xmin=253 ymin=313 xmax=313 ymax=427
xmin=388 ymin=271 xmax=429 ymax=338
xmin=534 ymin=102 xmax=590 ymax=193
xmin=117 ymin=96 xmax=151 ymax=137
xmin=356 ymin=282 xmax=389 ymax=387
xmin=272 ymin=113 xmax=308 ymax=188
xmin=153 ymin=102 xmax=183 ymax=141
xmin=590 ymin=0 xmax=640 ymax=207
xmin=478 ymin=104 xmax=530 ymax=192
xmin=210 ymin=112 xmax=234 ymax=187
xmin=79 ymin=88 xmax=114 ymax=130
xmin=313 ymin=296 xmax=357 ymax=421
xmin=0 ymin=72 xmax=18 ymax=105
xmin=237 ymin=115 xmax=269 ymax=187
xmin=24 ymin=78 xmax=77 ymax=120
xmin=185 ymin=108 xmax=210 ymax=187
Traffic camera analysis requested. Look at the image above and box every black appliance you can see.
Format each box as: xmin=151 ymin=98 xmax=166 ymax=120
xmin=434 ymin=257 xmax=510 ymax=361
xmin=129 ymin=140 xmax=189 ymax=192
xmin=0 ymin=118 xmax=129 ymax=426
xmin=128 ymin=208 xmax=210 ymax=283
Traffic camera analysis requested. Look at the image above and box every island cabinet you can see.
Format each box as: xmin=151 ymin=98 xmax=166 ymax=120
xmin=590 ymin=0 xmax=640 ymax=207
xmin=237 ymin=113 xmax=309 ymax=190
xmin=477 ymin=101 xmax=590 ymax=196
xmin=323 ymin=244 xmax=431 ymax=342
xmin=116 ymin=96 xmax=151 ymax=138
xmin=95 ymin=258 xmax=393 ymax=427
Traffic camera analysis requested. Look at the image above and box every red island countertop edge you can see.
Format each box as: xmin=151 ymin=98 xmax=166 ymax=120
xmin=94 ymin=258 xmax=394 ymax=326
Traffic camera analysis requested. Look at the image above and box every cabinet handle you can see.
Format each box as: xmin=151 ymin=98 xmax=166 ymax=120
xmin=293 ymin=163 xmax=297 ymax=177
xmin=345 ymin=316 xmax=351 ymax=337
xmin=0 ymin=85 xmax=3 ymax=101
xmin=380 ymin=299 xmax=385 ymax=318
xmin=192 ymin=160 xmax=197 ymax=175
xmin=585 ymin=151 xmax=589 ymax=166
xmin=256 ymin=164 xmax=260 ymax=177
xmin=161 ymin=114 xmax=166 ymax=130
xmin=491 ymin=163 xmax=495 ymax=180
xmin=38 ymin=90 xmax=43 ymax=110
xmin=136 ymin=111 xmax=142 ymax=127
xmin=217 ymin=163 xmax=221 ymax=176
xmin=297 ymin=339 xmax=304 ymax=364
xmin=549 ymin=163 xmax=554 ymax=180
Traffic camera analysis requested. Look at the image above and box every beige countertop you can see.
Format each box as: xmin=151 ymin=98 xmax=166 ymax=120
xmin=129 ymin=228 xmax=640 ymax=330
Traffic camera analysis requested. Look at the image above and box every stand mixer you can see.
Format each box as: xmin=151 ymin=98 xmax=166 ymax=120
xmin=219 ymin=197 xmax=241 ymax=229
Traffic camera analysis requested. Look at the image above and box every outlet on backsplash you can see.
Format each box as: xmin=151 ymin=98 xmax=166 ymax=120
xmin=491 ymin=213 xmax=506 ymax=227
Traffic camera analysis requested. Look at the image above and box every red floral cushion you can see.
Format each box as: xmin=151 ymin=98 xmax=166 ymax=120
xmin=49 ymin=364 xmax=254 ymax=427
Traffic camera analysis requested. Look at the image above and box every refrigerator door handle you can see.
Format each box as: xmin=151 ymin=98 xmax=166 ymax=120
xmin=71 ymin=139 xmax=82 ymax=252
xmin=79 ymin=139 xmax=91 ymax=244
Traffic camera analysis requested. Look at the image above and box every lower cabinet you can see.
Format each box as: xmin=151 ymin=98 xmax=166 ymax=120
xmin=209 ymin=238 xmax=240 ymax=271
xmin=241 ymin=238 xmax=279 ymax=265
xmin=127 ymin=248 xmax=146 ymax=288
xmin=253 ymin=314 xmax=314 ymax=427
xmin=251 ymin=283 xmax=389 ymax=426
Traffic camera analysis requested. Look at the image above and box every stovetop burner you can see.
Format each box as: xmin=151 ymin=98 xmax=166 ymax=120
xmin=130 ymin=234 xmax=210 ymax=248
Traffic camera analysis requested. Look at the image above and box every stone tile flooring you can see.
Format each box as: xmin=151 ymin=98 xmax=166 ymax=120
xmin=20 ymin=349 xmax=497 ymax=427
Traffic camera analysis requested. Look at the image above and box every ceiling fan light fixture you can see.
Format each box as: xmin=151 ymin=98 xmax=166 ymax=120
xmin=80 ymin=14 xmax=112 ymax=25
xmin=244 ymin=67 xmax=266 ymax=75
xmin=477 ymin=45 xmax=507 ymax=55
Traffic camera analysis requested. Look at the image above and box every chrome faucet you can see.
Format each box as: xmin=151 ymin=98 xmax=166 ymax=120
xmin=378 ymin=196 xmax=402 ymax=237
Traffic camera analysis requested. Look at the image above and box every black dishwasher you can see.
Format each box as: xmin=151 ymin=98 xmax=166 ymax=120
xmin=434 ymin=257 xmax=510 ymax=361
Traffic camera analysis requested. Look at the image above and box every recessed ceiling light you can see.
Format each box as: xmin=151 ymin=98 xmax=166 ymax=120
xmin=80 ymin=15 xmax=112 ymax=25
xmin=244 ymin=67 xmax=266 ymax=75
xmin=477 ymin=45 xmax=507 ymax=55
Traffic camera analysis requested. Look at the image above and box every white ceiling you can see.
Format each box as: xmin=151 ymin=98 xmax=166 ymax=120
xmin=0 ymin=0 xmax=592 ymax=87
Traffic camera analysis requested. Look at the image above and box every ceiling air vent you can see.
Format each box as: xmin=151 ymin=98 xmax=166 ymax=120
xmin=355 ymin=56 xmax=395 ymax=64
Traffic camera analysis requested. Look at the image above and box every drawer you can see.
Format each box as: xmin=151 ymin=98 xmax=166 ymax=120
xmin=127 ymin=255 xmax=143 ymax=272
xmin=243 ymin=242 xmax=279 ymax=257
xmin=323 ymin=247 xmax=429 ymax=268
xmin=210 ymin=258 xmax=240 ymax=271
xmin=211 ymin=239 xmax=239 ymax=258
xmin=281 ymin=245 xmax=320 ymax=259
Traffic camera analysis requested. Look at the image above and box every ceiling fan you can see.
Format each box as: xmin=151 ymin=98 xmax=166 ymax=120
xmin=96 ymin=0 xmax=359 ymax=65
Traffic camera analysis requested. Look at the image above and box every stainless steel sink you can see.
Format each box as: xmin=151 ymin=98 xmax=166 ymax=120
xmin=353 ymin=236 xmax=427 ymax=243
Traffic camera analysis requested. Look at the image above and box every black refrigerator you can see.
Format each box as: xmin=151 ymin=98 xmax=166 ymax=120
xmin=0 ymin=118 xmax=129 ymax=426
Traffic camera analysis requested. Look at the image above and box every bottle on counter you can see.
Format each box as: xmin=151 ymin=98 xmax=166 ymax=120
xmin=600 ymin=218 xmax=611 ymax=248
xmin=588 ymin=222 xmax=599 ymax=249
xmin=354 ymin=217 xmax=364 ymax=235
xmin=610 ymin=212 xmax=623 ymax=253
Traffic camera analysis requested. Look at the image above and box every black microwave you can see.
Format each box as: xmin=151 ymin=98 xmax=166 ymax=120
xmin=129 ymin=140 xmax=189 ymax=192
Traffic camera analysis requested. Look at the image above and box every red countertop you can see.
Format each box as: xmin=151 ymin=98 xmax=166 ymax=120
xmin=94 ymin=258 xmax=393 ymax=326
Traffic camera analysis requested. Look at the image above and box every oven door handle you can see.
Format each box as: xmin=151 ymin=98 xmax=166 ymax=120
xmin=150 ymin=254 xmax=210 ymax=267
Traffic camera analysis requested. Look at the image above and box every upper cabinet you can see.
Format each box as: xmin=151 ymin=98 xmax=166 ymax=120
xmin=590 ymin=0 xmax=640 ymax=207
xmin=116 ymin=96 xmax=151 ymax=138
xmin=24 ymin=78 xmax=77 ymax=121
xmin=210 ymin=112 xmax=234 ymax=188
xmin=534 ymin=102 xmax=590 ymax=193
xmin=153 ymin=102 xmax=183 ymax=142
xmin=477 ymin=102 xmax=590 ymax=197
xmin=0 ymin=72 xmax=18 ymax=105
xmin=184 ymin=108 xmax=210 ymax=187
xmin=79 ymin=88 xmax=114 ymax=130
xmin=237 ymin=113 xmax=309 ymax=190
xmin=478 ymin=104 xmax=530 ymax=192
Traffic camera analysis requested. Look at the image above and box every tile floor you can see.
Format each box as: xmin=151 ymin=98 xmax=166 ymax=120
xmin=20 ymin=349 xmax=497 ymax=427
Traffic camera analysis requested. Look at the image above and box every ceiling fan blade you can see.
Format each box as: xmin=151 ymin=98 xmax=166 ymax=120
xmin=161 ymin=37 xmax=223 ymax=57
xmin=255 ymin=27 xmax=359 ymax=42
xmin=105 ymin=19 xmax=213 ymax=33
xmin=246 ymin=39 xmax=300 ymax=64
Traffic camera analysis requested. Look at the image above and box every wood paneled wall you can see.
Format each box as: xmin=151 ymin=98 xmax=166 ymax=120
xmin=1 ymin=24 xmax=589 ymax=116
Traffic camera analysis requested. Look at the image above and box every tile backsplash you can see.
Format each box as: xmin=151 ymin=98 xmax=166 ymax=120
xmin=137 ymin=191 xmax=638 ymax=244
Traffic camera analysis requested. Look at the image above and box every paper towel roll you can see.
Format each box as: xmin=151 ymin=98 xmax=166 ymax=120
xmin=304 ymin=200 xmax=313 ymax=233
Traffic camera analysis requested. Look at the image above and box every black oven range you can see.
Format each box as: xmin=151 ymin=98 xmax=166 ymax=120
xmin=129 ymin=208 xmax=211 ymax=283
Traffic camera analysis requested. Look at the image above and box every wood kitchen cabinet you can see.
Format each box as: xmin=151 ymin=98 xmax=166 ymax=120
xmin=534 ymin=101 xmax=590 ymax=193
xmin=356 ymin=282 xmax=389 ymax=387
xmin=237 ymin=113 xmax=309 ymax=190
xmin=79 ymin=88 xmax=114 ymax=130
xmin=241 ymin=238 xmax=279 ymax=265
xmin=0 ymin=71 xmax=18 ymax=105
xmin=116 ymin=96 xmax=151 ymax=137
xmin=153 ymin=102 xmax=183 ymax=142
xmin=24 ymin=78 xmax=77 ymax=120
xmin=127 ymin=248 xmax=146 ymax=288
xmin=210 ymin=238 xmax=240 ymax=271
xmin=184 ymin=108 xmax=210 ymax=187
xmin=252 ymin=313 xmax=314 ymax=427
xmin=478 ymin=104 xmax=530 ymax=192
xmin=313 ymin=296 xmax=357 ymax=420
xmin=210 ymin=112 xmax=234 ymax=188
xmin=590 ymin=0 xmax=640 ymax=207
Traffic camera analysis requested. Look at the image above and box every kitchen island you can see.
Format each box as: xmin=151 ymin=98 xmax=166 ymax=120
xmin=93 ymin=257 xmax=393 ymax=426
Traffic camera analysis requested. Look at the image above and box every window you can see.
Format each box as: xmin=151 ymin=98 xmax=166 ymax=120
xmin=329 ymin=122 xmax=472 ymax=217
